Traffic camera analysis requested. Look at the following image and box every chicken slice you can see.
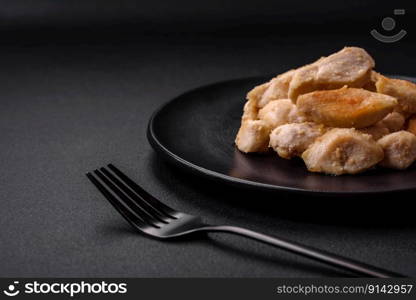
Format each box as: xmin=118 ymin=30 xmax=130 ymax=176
xmin=269 ymin=122 xmax=325 ymax=159
xmin=407 ymin=116 xmax=416 ymax=135
xmin=302 ymin=128 xmax=384 ymax=175
xmin=246 ymin=81 xmax=269 ymax=104
xmin=241 ymin=99 xmax=259 ymax=122
xmin=258 ymin=99 xmax=305 ymax=129
xmin=257 ymin=70 xmax=295 ymax=108
xmin=297 ymin=87 xmax=397 ymax=128
xmin=362 ymin=71 xmax=380 ymax=92
xmin=235 ymin=120 xmax=270 ymax=153
xmin=359 ymin=124 xmax=389 ymax=140
xmin=393 ymin=105 xmax=413 ymax=119
xmin=376 ymin=75 xmax=416 ymax=114
xmin=236 ymin=98 xmax=304 ymax=153
xmin=377 ymin=111 xmax=405 ymax=132
xmin=359 ymin=111 xmax=405 ymax=140
xmin=289 ymin=47 xmax=375 ymax=102
xmin=377 ymin=131 xmax=416 ymax=169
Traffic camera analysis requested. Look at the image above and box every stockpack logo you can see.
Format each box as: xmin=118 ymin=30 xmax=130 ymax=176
xmin=3 ymin=281 xmax=20 ymax=297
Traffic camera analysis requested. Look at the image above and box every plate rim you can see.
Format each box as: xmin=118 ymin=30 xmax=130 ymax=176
xmin=147 ymin=76 xmax=416 ymax=196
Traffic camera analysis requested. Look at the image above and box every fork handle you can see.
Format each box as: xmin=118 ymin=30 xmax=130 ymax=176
xmin=200 ymin=225 xmax=403 ymax=278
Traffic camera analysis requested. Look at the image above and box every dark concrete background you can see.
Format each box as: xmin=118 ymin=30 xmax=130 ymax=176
xmin=0 ymin=1 xmax=415 ymax=277
xmin=0 ymin=0 xmax=414 ymax=36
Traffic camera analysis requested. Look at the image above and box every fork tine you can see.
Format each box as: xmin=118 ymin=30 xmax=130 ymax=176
xmin=94 ymin=169 xmax=161 ymax=228
xmin=108 ymin=164 xmax=177 ymax=218
xmin=86 ymin=172 xmax=145 ymax=230
xmin=100 ymin=167 xmax=169 ymax=223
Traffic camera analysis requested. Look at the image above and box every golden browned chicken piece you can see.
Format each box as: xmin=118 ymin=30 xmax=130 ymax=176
xmin=359 ymin=124 xmax=389 ymax=140
xmin=297 ymin=87 xmax=397 ymax=128
xmin=359 ymin=112 xmax=405 ymax=140
xmin=376 ymin=75 xmax=416 ymax=114
xmin=241 ymin=99 xmax=259 ymax=122
xmin=235 ymin=120 xmax=270 ymax=153
xmin=378 ymin=112 xmax=405 ymax=132
xmin=237 ymin=85 xmax=301 ymax=153
xmin=236 ymin=97 xmax=264 ymax=152
xmin=257 ymin=70 xmax=295 ymax=108
xmin=288 ymin=47 xmax=375 ymax=102
xmin=362 ymin=71 xmax=380 ymax=92
xmin=269 ymin=122 xmax=325 ymax=159
xmin=246 ymin=82 xmax=270 ymax=107
xmin=236 ymin=98 xmax=306 ymax=153
xmin=377 ymin=131 xmax=416 ymax=169
xmin=302 ymin=128 xmax=384 ymax=175
xmin=258 ymin=99 xmax=305 ymax=128
xmin=407 ymin=116 xmax=416 ymax=135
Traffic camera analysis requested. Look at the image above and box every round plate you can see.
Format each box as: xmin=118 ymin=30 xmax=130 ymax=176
xmin=147 ymin=75 xmax=416 ymax=195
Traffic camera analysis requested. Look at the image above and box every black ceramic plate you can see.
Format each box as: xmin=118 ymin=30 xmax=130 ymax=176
xmin=147 ymin=75 xmax=416 ymax=195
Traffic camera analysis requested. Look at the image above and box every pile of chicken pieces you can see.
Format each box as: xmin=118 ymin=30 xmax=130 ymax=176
xmin=235 ymin=47 xmax=416 ymax=175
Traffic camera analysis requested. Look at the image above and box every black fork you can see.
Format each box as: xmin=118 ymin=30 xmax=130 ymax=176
xmin=86 ymin=164 xmax=404 ymax=278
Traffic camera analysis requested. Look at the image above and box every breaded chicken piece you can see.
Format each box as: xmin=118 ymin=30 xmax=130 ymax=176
xmin=407 ymin=116 xmax=416 ymax=135
xmin=269 ymin=122 xmax=325 ymax=159
xmin=258 ymin=99 xmax=305 ymax=129
xmin=297 ymin=87 xmax=397 ymax=128
xmin=376 ymin=75 xmax=416 ymax=114
xmin=235 ymin=120 xmax=270 ymax=153
xmin=257 ymin=70 xmax=295 ymax=108
xmin=289 ymin=47 xmax=375 ymax=102
xmin=377 ymin=131 xmax=416 ymax=169
xmin=302 ymin=128 xmax=384 ymax=175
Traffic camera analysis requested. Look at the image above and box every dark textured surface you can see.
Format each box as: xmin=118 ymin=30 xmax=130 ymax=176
xmin=1 ymin=0 xmax=413 ymax=33
xmin=1 ymin=34 xmax=416 ymax=277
